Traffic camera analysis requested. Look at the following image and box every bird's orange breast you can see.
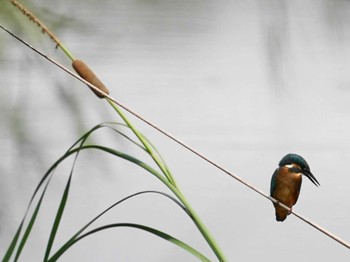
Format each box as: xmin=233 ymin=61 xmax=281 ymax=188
xmin=271 ymin=166 xmax=302 ymax=221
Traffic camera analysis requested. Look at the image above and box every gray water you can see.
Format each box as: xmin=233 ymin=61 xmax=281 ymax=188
xmin=1 ymin=0 xmax=350 ymax=261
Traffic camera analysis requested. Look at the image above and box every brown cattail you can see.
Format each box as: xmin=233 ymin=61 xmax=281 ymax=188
xmin=72 ymin=59 xmax=109 ymax=98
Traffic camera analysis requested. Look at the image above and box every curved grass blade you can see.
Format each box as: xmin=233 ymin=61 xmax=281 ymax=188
xmin=4 ymin=122 xmax=211 ymax=261
xmin=49 ymin=223 xmax=211 ymax=262
xmin=3 ymin=169 xmax=57 ymax=262
xmin=107 ymin=100 xmax=177 ymax=186
xmin=49 ymin=190 xmax=189 ymax=261
xmin=99 ymin=123 xmax=173 ymax=180
xmin=13 ymin=176 xmax=53 ymax=261
xmin=138 ymin=133 xmax=174 ymax=183
xmin=43 ymin=122 xmax=137 ymax=260
xmin=2 ymin=224 xmax=22 ymax=262
xmin=43 ymin=134 xmax=88 ymax=261
xmin=3 ymin=122 xmax=170 ymax=261
xmin=101 ymin=123 xmax=175 ymax=186
xmin=82 ymin=145 xmax=166 ymax=180
xmin=79 ymin=144 xmax=179 ymax=193
xmin=43 ymin=175 xmax=72 ymax=261
xmin=100 ymin=122 xmax=147 ymax=152
xmin=2 ymin=123 xmax=116 ymax=261
xmin=72 ymin=145 xmax=223 ymax=258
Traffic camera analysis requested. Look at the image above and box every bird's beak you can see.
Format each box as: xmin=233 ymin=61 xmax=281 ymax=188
xmin=304 ymin=170 xmax=320 ymax=186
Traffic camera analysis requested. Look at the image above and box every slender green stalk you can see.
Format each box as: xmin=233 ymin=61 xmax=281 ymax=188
xmin=107 ymin=101 xmax=226 ymax=260
xmin=107 ymin=99 xmax=178 ymax=187
xmin=58 ymin=43 xmax=75 ymax=61
xmin=165 ymin=182 xmax=227 ymax=261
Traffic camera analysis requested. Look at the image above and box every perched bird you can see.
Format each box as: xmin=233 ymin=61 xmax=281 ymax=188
xmin=270 ymin=153 xmax=320 ymax=221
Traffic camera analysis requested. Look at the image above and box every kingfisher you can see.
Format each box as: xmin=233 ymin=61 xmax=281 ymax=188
xmin=270 ymin=153 xmax=320 ymax=222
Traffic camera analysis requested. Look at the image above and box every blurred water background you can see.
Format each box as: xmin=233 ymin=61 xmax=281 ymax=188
xmin=1 ymin=0 xmax=350 ymax=261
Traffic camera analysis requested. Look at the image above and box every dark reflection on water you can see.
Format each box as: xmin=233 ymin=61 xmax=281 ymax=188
xmin=324 ymin=0 xmax=350 ymax=43
xmin=259 ymin=1 xmax=289 ymax=88
xmin=1 ymin=1 xmax=350 ymax=261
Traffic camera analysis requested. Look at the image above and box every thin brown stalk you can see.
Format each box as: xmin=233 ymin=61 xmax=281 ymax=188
xmin=9 ymin=0 xmax=60 ymax=47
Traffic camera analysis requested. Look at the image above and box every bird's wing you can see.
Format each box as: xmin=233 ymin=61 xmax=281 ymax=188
xmin=270 ymin=169 xmax=278 ymax=196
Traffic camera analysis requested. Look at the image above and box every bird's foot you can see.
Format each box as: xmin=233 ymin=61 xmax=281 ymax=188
xmin=272 ymin=199 xmax=280 ymax=206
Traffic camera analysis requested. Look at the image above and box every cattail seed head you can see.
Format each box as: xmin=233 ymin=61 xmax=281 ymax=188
xmin=72 ymin=59 xmax=109 ymax=98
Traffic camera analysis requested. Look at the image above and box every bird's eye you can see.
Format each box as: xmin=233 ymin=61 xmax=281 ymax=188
xmin=289 ymin=167 xmax=303 ymax=173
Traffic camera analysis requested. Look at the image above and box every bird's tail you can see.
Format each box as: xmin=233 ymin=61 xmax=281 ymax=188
xmin=274 ymin=205 xmax=289 ymax=222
